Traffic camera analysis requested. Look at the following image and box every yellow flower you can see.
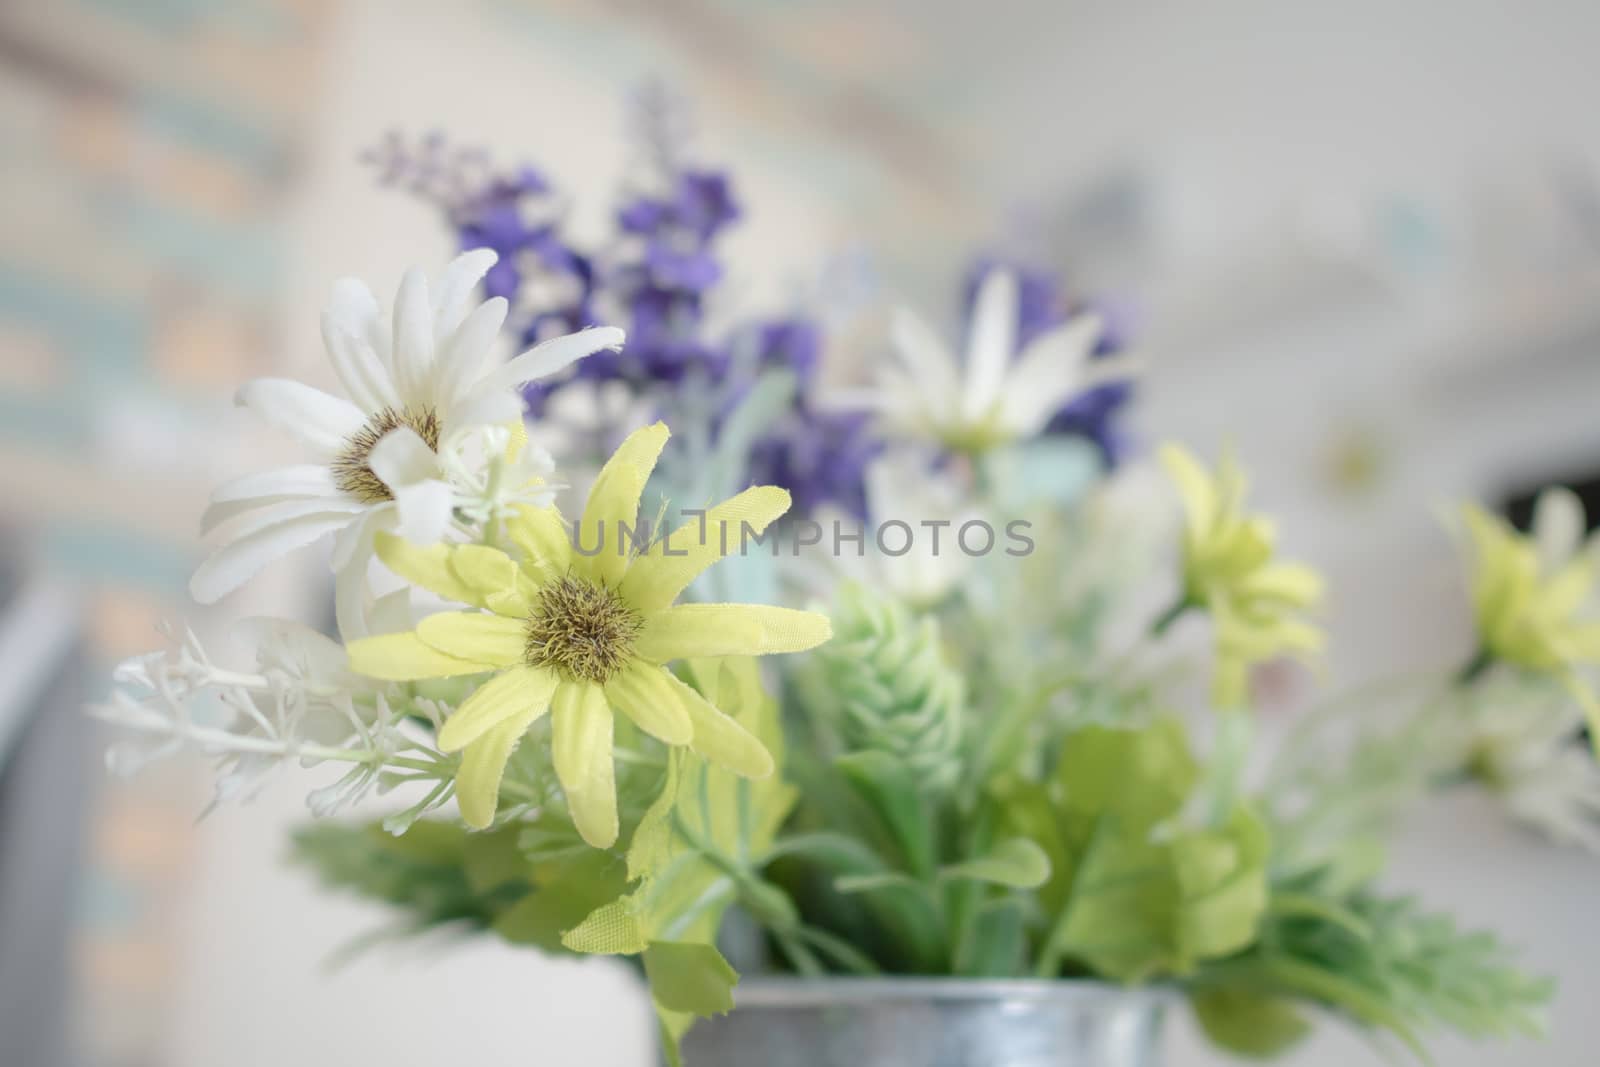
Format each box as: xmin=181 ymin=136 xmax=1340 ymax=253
xmin=1160 ymin=443 xmax=1323 ymax=707
xmin=347 ymin=422 xmax=832 ymax=846
xmin=1460 ymin=489 xmax=1600 ymax=747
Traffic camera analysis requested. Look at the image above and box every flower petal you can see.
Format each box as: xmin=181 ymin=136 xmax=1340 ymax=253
xmin=236 ymin=378 xmax=367 ymax=455
xmin=346 ymin=631 xmax=496 ymax=681
xmin=436 ymin=295 xmax=507 ymax=409
xmin=433 ymin=248 xmax=499 ymax=341
xmin=507 ymin=505 xmax=573 ymax=577
xmin=477 ymin=326 xmax=626 ymax=393
xmin=1534 ymin=487 xmax=1586 ymax=574
xmin=321 ymin=304 xmax=399 ymax=413
xmin=190 ymin=509 xmax=351 ymax=603
xmin=619 ymin=486 xmax=792 ymax=613
xmin=437 ymin=665 xmax=557 ymax=752
xmin=392 ymin=479 xmax=453 ymax=544
xmin=456 ymin=703 xmax=545 ymax=829
xmin=325 ymin=277 xmax=390 ymax=370
xmin=578 ymin=421 xmax=670 ymax=586
xmin=995 ymin=313 xmax=1102 ymax=434
xmin=889 ymin=306 xmax=960 ymax=403
xmin=604 ymin=663 xmax=692 ymax=745
xmin=416 ymin=611 xmax=525 ymax=667
xmin=1160 ymin=443 xmax=1218 ymax=540
xmin=211 ymin=464 xmax=341 ymax=505
xmin=551 ymin=682 xmax=618 ymax=848
xmin=449 ymin=543 xmax=536 ymax=616
xmin=367 ymin=427 xmax=439 ymax=491
xmin=636 ymin=604 xmax=832 ymax=662
xmin=661 ymin=671 xmax=774 ymax=779
xmin=962 ymin=268 xmax=1017 ymax=421
xmin=391 ymin=266 xmax=435 ymax=407
xmin=374 ymin=530 xmax=482 ymax=605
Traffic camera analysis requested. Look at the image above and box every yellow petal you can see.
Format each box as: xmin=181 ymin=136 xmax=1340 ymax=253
xmin=416 ymin=611 xmax=526 ymax=667
xmin=507 ymin=504 xmax=572 ymax=577
xmin=618 ymin=486 xmax=793 ymax=613
xmin=635 ymin=604 xmax=833 ymax=663
xmin=551 ymin=681 xmax=618 ymax=848
xmin=437 ymin=666 xmax=558 ymax=752
xmin=448 ymin=544 xmax=533 ymax=617
xmin=1159 ymin=444 xmax=1217 ymax=539
xmin=374 ymin=531 xmax=481 ymax=606
xmin=577 ymin=422 xmax=670 ymax=587
xmin=455 ymin=703 xmax=545 ymax=829
xmin=347 ymin=631 xmax=495 ymax=681
xmin=604 ymin=663 xmax=692 ymax=745
xmin=1240 ymin=562 xmax=1324 ymax=609
xmin=661 ymin=670 xmax=774 ymax=779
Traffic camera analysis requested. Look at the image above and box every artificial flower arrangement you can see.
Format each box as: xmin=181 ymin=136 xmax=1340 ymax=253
xmin=93 ymin=111 xmax=1596 ymax=1064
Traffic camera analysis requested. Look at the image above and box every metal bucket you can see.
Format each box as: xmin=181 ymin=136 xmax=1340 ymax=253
xmin=677 ymin=977 xmax=1169 ymax=1067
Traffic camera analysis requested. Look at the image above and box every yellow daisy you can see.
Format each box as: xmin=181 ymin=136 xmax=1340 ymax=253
xmin=1460 ymin=489 xmax=1600 ymax=749
xmin=1160 ymin=443 xmax=1324 ymax=707
xmin=347 ymin=422 xmax=832 ymax=846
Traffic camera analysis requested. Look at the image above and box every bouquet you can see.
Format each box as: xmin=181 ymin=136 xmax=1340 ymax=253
xmin=93 ymin=108 xmax=1592 ymax=1063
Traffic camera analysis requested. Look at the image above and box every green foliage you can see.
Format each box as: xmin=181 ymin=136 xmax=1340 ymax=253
xmin=1193 ymin=877 xmax=1552 ymax=1060
xmin=800 ymin=583 xmax=967 ymax=791
xmin=1006 ymin=719 xmax=1271 ymax=981
xmin=290 ymin=820 xmax=526 ymax=934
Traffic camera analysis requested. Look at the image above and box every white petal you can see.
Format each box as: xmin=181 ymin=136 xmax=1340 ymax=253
xmin=190 ymin=510 xmax=352 ymax=603
xmin=433 ymin=248 xmax=499 ymax=341
xmin=321 ymin=308 xmax=399 ymax=413
xmin=392 ymin=479 xmax=453 ymax=544
xmin=367 ymin=427 xmax=440 ymax=491
xmin=211 ymin=464 xmax=339 ymax=505
xmin=443 ymin=388 xmax=523 ymax=434
xmin=335 ymin=554 xmax=371 ymax=642
xmin=330 ymin=278 xmax=394 ymax=379
xmin=236 ymin=378 xmax=367 ymax=454
xmin=331 ymin=503 xmax=385 ymax=570
xmin=962 ymin=269 xmax=1018 ymax=421
xmin=203 ymin=495 xmax=363 ymax=541
xmin=995 ymin=312 xmax=1102 ymax=434
xmin=477 ymin=326 xmax=625 ymax=393
xmin=1535 ymin=487 xmax=1585 ymax=572
xmin=436 ymin=296 xmax=507 ymax=408
xmin=889 ymin=307 xmax=961 ymax=422
xmin=390 ymin=267 xmax=436 ymax=407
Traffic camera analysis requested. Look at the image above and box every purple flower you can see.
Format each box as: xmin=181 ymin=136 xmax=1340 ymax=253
xmin=755 ymin=319 xmax=823 ymax=384
xmin=749 ymin=405 xmax=880 ymax=520
xmin=674 ymin=170 xmax=740 ymax=241
xmin=963 ymin=256 xmax=1138 ymax=467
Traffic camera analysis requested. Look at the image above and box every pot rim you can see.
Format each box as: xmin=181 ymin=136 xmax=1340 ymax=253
xmin=730 ymin=975 xmax=1179 ymax=1009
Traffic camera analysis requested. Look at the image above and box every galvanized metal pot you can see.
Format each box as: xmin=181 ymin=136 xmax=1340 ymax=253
xmin=677 ymin=977 xmax=1169 ymax=1067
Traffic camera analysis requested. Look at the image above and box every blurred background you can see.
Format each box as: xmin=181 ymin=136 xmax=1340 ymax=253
xmin=3 ymin=1 xmax=1600 ymax=1064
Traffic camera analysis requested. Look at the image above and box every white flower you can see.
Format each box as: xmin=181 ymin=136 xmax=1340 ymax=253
xmin=189 ymin=248 xmax=624 ymax=638
xmin=833 ymin=448 xmax=977 ymax=607
xmin=837 ymin=269 xmax=1134 ymax=452
xmin=90 ymin=618 xmax=454 ymax=824
xmin=1464 ymin=673 xmax=1600 ymax=853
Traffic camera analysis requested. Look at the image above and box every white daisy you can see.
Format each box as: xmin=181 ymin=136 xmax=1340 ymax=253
xmin=189 ymin=248 xmax=623 ymax=638
xmin=837 ymin=268 xmax=1134 ymax=453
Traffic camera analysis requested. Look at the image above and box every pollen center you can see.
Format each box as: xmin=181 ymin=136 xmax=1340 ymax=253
xmin=333 ymin=406 xmax=443 ymax=504
xmin=524 ymin=575 xmax=643 ymax=684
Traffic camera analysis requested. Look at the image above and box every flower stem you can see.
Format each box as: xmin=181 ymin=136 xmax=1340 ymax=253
xmin=1150 ymin=598 xmax=1193 ymax=638
xmin=1456 ymin=647 xmax=1493 ymax=687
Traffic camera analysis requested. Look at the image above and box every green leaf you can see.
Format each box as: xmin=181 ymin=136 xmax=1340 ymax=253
xmin=938 ymin=838 xmax=1051 ymax=889
xmin=835 ymin=750 xmax=937 ymax=879
xmin=491 ymin=851 xmax=629 ymax=951
xmin=462 ymin=826 xmax=530 ymax=894
xmin=1191 ymin=987 xmax=1312 ymax=1058
xmin=955 ymin=899 xmax=1027 ymax=977
xmin=643 ymin=941 xmax=740 ymax=1016
xmin=1028 ymin=720 xmax=1270 ymax=981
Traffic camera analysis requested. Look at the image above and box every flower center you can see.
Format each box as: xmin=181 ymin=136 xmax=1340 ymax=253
xmin=524 ymin=575 xmax=643 ymax=684
xmin=332 ymin=406 xmax=443 ymax=504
